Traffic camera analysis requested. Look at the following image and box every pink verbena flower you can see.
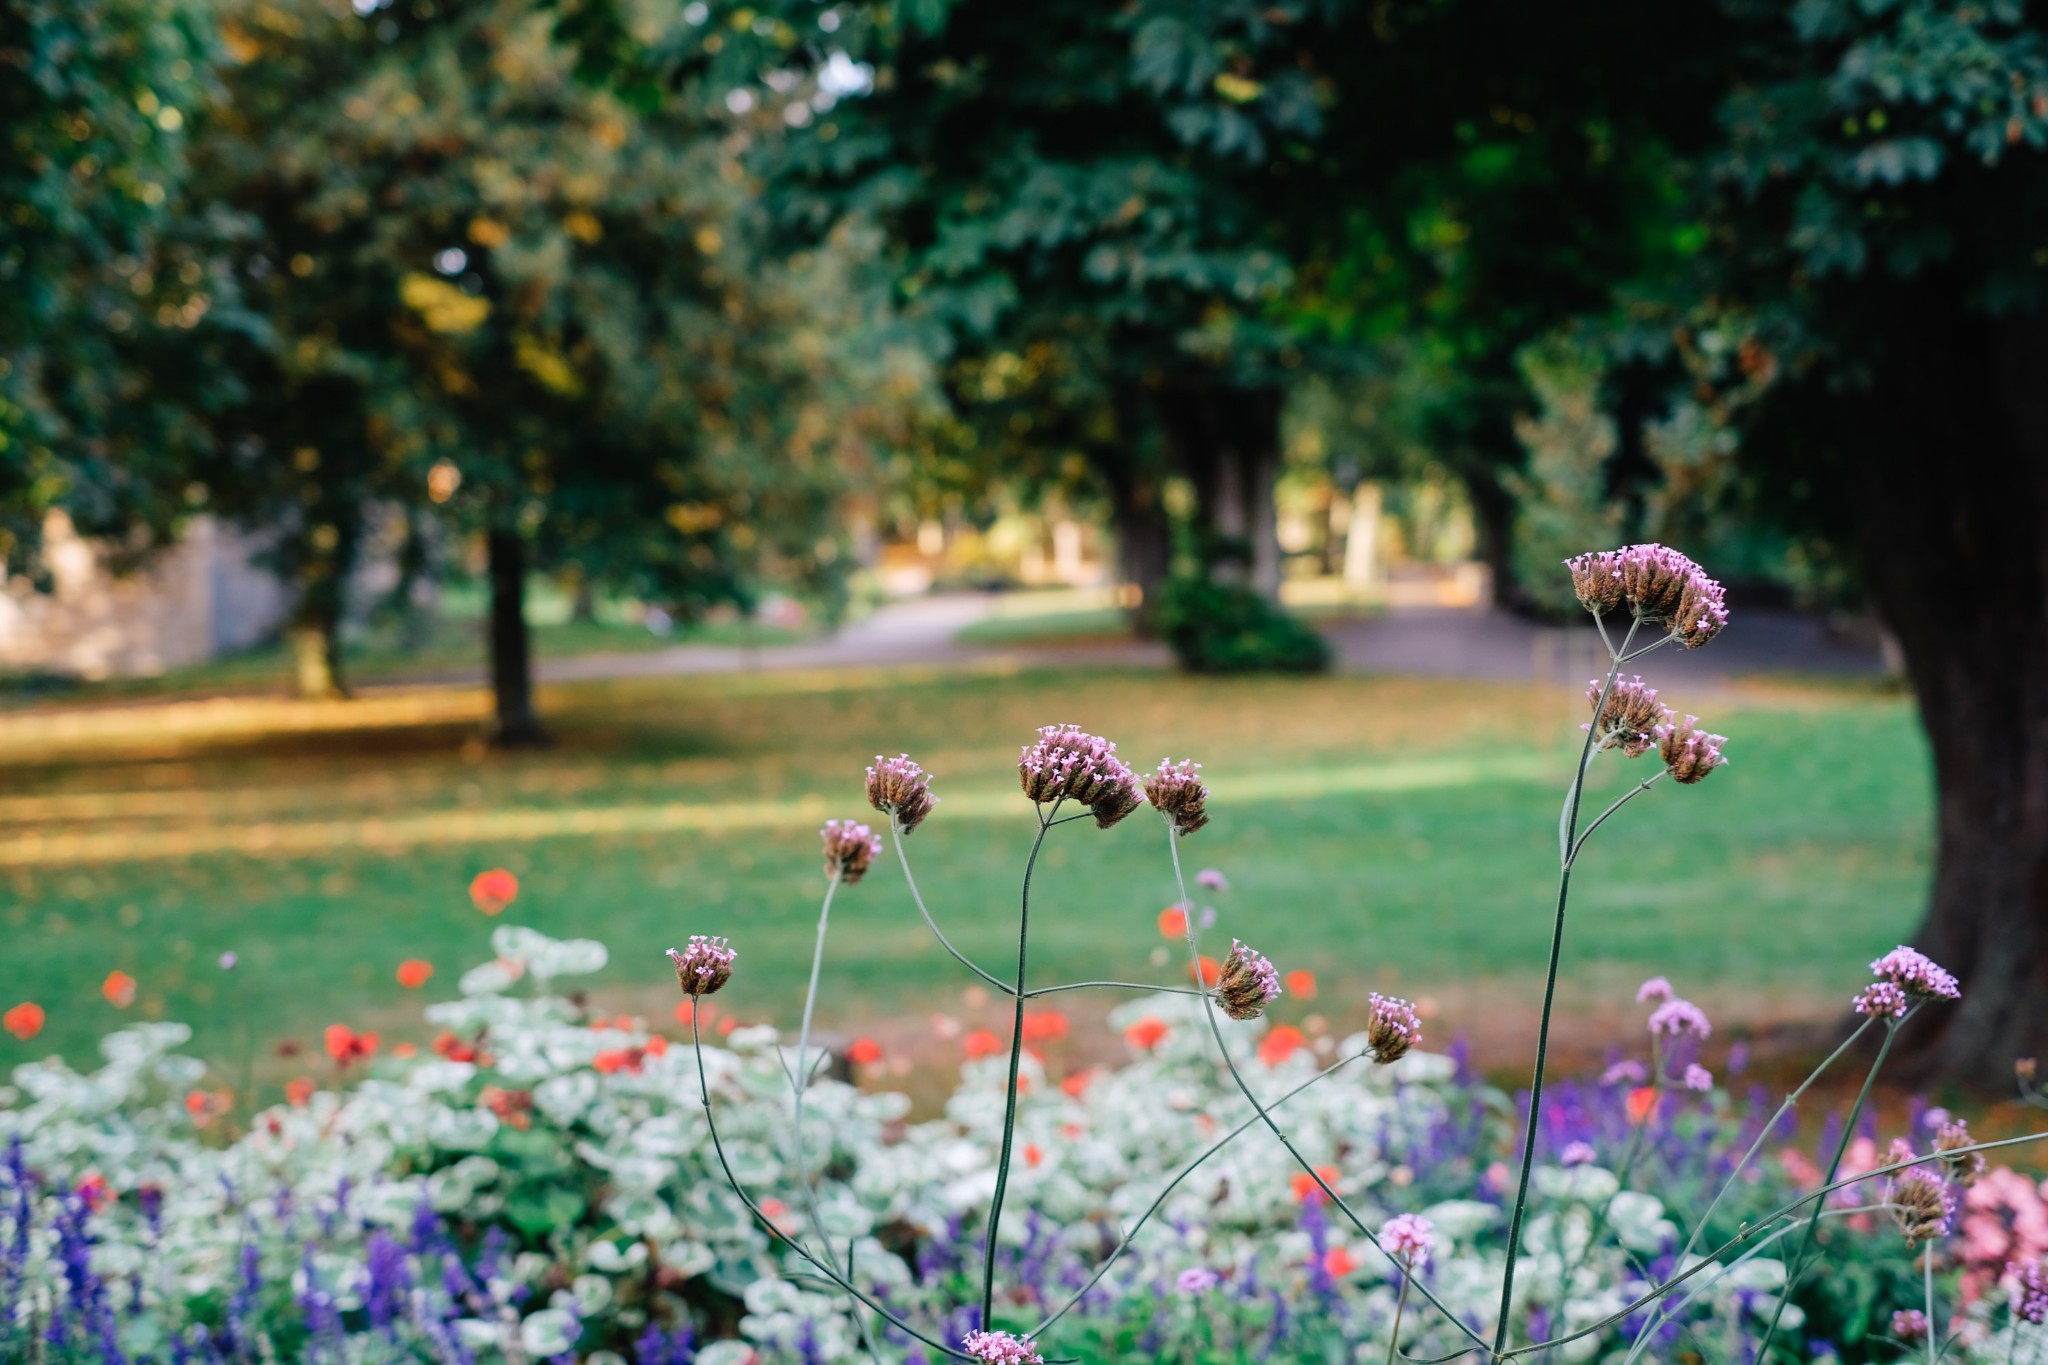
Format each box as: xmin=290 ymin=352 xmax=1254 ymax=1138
xmin=1175 ymin=1267 xmax=1220 ymax=1294
xmin=1889 ymin=1164 xmax=1958 ymax=1247
xmin=866 ymin=754 xmax=939 ymax=834
xmin=1366 ymin=993 xmax=1422 ymax=1064
xmin=1586 ymin=676 xmax=1669 ymax=757
xmin=820 ymin=819 xmax=882 ymax=883
xmin=962 ymin=1330 xmax=1043 ymax=1364
xmin=2014 ymin=1258 xmax=2048 ymax=1325
xmin=1018 ymin=724 xmax=1140 ymax=828
xmin=1380 ymin=1213 xmax=1435 ymax=1266
xmin=1854 ymin=981 xmax=1910 ymax=1018
xmin=1869 ymin=946 xmax=1962 ymax=1002
xmin=1618 ymin=543 xmax=1728 ymax=643
xmin=1684 ymin=1064 xmax=1713 ymax=1092
xmin=1602 ymin=1059 xmax=1649 ymax=1086
xmin=1215 ymin=940 xmax=1282 ymax=1021
xmin=1143 ymin=758 xmax=1210 ymax=836
xmin=1196 ymin=868 xmax=1228 ymax=891
xmin=1636 ymin=976 xmax=1674 ymax=1004
xmin=666 ymin=937 xmax=736 ymax=998
xmin=1654 ymin=714 xmax=1728 ymax=784
xmin=1560 ymin=1141 xmax=1597 ymax=1167
xmin=1564 ymin=550 xmax=1627 ymax=617
xmin=1890 ymin=1309 xmax=1930 ymax=1344
xmin=1648 ymin=999 xmax=1711 ymax=1040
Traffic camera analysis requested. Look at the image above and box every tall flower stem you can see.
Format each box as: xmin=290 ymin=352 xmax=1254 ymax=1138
xmin=1493 ymin=612 xmax=1639 ymax=1360
xmin=892 ymin=819 xmax=1015 ymax=996
xmin=1925 ymin=1247 xmax=1938 ymax=1365
xmin=980 ymin=804 xmax=1055 ymax=1333
xmin=1384 ymin=1268 xmax=1415 ymax=1365
xmin=1165 ymin=824 xmax=1490 ymax=1354
xmin=1751 ymin=1019 xmax=1898 ymax=1362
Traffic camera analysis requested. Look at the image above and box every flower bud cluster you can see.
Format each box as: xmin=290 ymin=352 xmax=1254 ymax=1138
xmin=1019 ymin=724 xmax=1140 ymax=828
xmin=1215 ymin=940 xmax=1281 ymax=1020
xmin=1654 ymin=714 xmax=1728 ymax=784
xmin=667 ymin=936 xmax=736 ymax=998
xmin=1586 ymin=676 xmax=1666 ymax=757
xmin=820 ymin=819 xmax=881 ymax=883
xmin=1143 ymin=758 xmax=1210 ymax=836
xmin=1366 ymin=993 xmax=1421 ymax=1064
xmin=962 ymin=1330 xmax=1043 ymax=1364
xmin=866 ymin=754 xmax=939 ymax=834
xmin=1564 ymin=542 xmax=1728 ymax=647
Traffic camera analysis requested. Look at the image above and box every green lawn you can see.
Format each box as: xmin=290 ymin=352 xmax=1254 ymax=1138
xmin=0 ymin=665 xmax=1932 ymax=1089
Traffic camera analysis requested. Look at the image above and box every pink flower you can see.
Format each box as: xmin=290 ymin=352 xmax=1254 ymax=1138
xmin=1215 ymin=940 xmax=1282 ymax=1021
xmin=1196 ymin=868 xmax=1228 ymax=891
xmin=1365 ymin=993 xmax=1422 ymax=1064
xmin=1636 ymin=977 xmax=1674 ymax=1004
xmin=666 ymin=937 xmax=737 ymax=998
xmin=1648 ymin=999 xmax=1711 ymax=1040
xmin=866 ymin=754 xmax=939 ymax=834
xmin=1560 ymin=1141 xmax=1597 ymax=1167
xmin=1890 ymin=1309 xmax=1929 ymax=1344
xmin=1854 ymin=981 xmax=1910 ymax=1018
xmin=1143 ymin=758 xmax=1210 ymax=836
xmin=1684 ymin=1064 xmax=1713 ymax=1092
xmin=1018 ymin=725 xmax=1139 ymax=827
xmin=1602 ymin=1059 xmax=1649 ymax=1086
xmin=961 ymin=1330 xmax=1043 ymax=1364
xmin=1380 ymin=1213 xmax=1435 ymax=1267
xmin=2013 ymin=1258 xmax=2048 ymax=1325
xmin=1654 ymin=714 xmax=1729 ymax=784
xmin=1587 ymin=677 xmax=1669 ymax=757
xmin=820 ymin=819 xmax=882 ymax=883
xmin=1868 ymin=946 xmax=1961 ymax=1002
xmin=1176 ymin=1267 xmax=1220 ymax=1294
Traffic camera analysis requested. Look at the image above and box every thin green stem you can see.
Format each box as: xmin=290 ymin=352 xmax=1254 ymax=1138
xmin=1024 ymin=981 xmax=1206 ymax=999
xmin=1165 ymin=822 xmax=1490 ymax=1353
xmin=981 ymin=805 xmax=1054 ymax=1334
xmin=891 ymin=818 xmax=1015 ymax=996
xmin=1752 ymin=1020 xmax=1898 ymax=1362
xmin=1386 ymin=1271 xmax=1414 ymax=1365
xmin=1566 ymin=773 xmax=1663 ymax=865
xmin=1927 ymin=1247 xmax=1938 ymax=1365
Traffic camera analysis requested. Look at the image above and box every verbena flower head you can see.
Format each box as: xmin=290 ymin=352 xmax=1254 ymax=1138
xmin=1890 ymin=1309 xmax=1930 ymax=1345
xmin=1868 ymin=946 xmax=1961 ymax=1002
xmin=820 ymin=819 xmax=882 ymax=883
xmin=1379 ymin=1213 xmax=1435 ymax=1266
xmin=1564 ymin=549 xmax=1626 ymax=616
xmin=1648 ymin=998 xmax=1711 ymax=1040
xmin=1931 ymin=1119 xmax=1985 ymax=1185
xmin=1560 ymin=1141 xmax=1597 ymax=1167
xmin=1365 ymin=993 xmax=1422 ymax=1064
xmin=1684 ymin=1064 xmax=1713 ymax=1092
xmin=1602 ymin=1058 xmax=1648 ymax=1086
xmin=1143 ymin=758 xmax=1210 ymax=836
xmin=1635 ymin=976 xmax=1674 ymax=1004
xmin=1887 ymin=1165 xmax=1955 ymax=1247
xmin=1196 ymin=868 xmax=1228 ymax=891
xmin=2014 ymin=1259 xmax=2048 ymax=1326
xmin=1655 ymin=714 xmax=1728 ymax=784
xmin=1175 ymin=1267 xmax=1220 ymax=1294
xmin=1215 ymin=940 xmax=1281 ymax=1021
xmin=866 ymin=754 xmax=939 ymax=834
xmin=1566 ymin=544 xmax=1728 ymax=646
xmin=1586 ymin=676 xmax=1669 ymax=757
xmin=1854 ymin=981 xmax=1909 ymax=1018
xmin=666 ymin=937 xmax=736 ymax=999
xmin=962 ymin=1330 xmax=1043 ymax=1364
xmin=1019 ymin=724 xmax=1140 ymax=828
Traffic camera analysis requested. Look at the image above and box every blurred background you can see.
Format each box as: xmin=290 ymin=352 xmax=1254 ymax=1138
xmin=3 ymin=0 xmax=2043 ymax=1094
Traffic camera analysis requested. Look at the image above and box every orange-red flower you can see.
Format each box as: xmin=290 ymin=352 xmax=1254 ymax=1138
xmin=392 ymin=1042 xmax=418 ymax=1059
xmin=2 ymin=1002 xmax=43 ymax=1041
xmin=1626 ymin=1086 xmax=1661 ymax=1125
xmin=1322 ymin=1246 xmax=1356 ymax=1278
xmin=324 ymin=1024 xmax=379 ymax=1068
xmin=1290 ymin=1165 xmax=1342 ymax=1203
xmin=592 ymin=1049 xmax=633 ymax=1075
xmin=1024 ymin=1144 xmax=1044 ymax=1168
xmin=76 ymin=1172 xmax=111 ymax=1213
xmin=715 ymin=1015 xmax=737 ymax=1037
xmin=1285 ymin=969 xmax=1318 ymax=999
xmin=469 ymin=868 xmax=519 ymax=916
xmin=1157 ymin=907 xmax=1188 ymax=938
xmin=1193 ymin=956 xmax=1221 ymax=987
xmin=431 ymin=1031 xmax=488 ymax=1064
xmin=284 ymin=1078 xmax=315 ymax=1107
xmin=1258 ymin=1024 xmax=1307 ymax=1066
xmin=102 ymin=971 xmax=137 ymax=1009
xmin=673 ymin=1001 xmax=698 ymax=1027
xmin=1124 ymin=1016 xmax=1169 ymax=1051
xmin=963 ymin=1029 xmax=1004 ymax=1059
xmin=395 ymin=959 xmax=434 ymax=989
xmin=1060 ymin=1069 xmax=1096 ymax=1098
xmin=642 ymin=1035 xmax=668 ymax=1056
xmin=847 ymin=1037 xmax=883 ymax=1065
xmin=1020 ymin=1010 xmax=1069 ymax=1044
xmin=482 ymin=1085 xmax=534 ymax=1130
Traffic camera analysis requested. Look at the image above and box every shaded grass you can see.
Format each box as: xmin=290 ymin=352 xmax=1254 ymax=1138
xmin=0 ymin=666 xmax=1933 ymax=1089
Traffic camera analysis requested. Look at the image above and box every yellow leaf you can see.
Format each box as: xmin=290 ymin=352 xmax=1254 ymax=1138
xmin=1213 ymin=73 xmax=1264 ymax=104
xmin=400 ymin=273 xmax=491 ymax=334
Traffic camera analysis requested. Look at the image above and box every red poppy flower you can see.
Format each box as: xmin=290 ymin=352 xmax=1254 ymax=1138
xmin=1060 ymin=1070 xmax=1095 ymax=1098
xmin=76 ymin=1173 xmax=111 ymax=1213
xmin=1290 ymin=1166 xmax=1342 ymax=1203
xmin=1157 ymin=907 xmax=1187 ymax=938
xmin=285 ymin=1078 xmax=315 ymax=1107
xmin=1020 ymin=1011 xmax=1069 ymax=1044
xmin=1258 ymin=1025 xmax=1307 ymax=1066
xmin=102 ymin=971 xmax=137 ymax=1008
xmin=963 ymin=1029 xmax=1004 ymax=1059
xmin=847 ymin=1037 xmax=883 ymax=1065
xmin=324 ymin=1024 xmax=379 ymax=1068
xmin=1323 ymin=1247 xmax=1356 ymax=1278
xmin=395 ymin=959 xmax=434 ymax=989
xmin=1193 ymin=956 xmax=1221 ymax=987
xmin=2 ymin=1002 xmax=43 ymax=1041
xmin=1285 ymin=969 xmax=1318 ymax=999
xmin=1626 ymin=1086 xmax=1661 ymax=1125
xmin=1124 ymin=1017 xmax=1169 ymax=1051
xmin=469 ymin=869 xmax=519 ymax=916
xmin=1024 ymin=1144 xmax=1043 ymax=1168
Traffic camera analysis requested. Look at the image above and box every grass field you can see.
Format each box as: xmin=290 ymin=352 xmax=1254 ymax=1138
xmin=0 ymin=662 xmax=1932 ymax=1091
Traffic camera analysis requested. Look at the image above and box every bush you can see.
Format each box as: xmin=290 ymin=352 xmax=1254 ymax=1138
xmin=1155 ymin=575 xmax=1331 ymax=674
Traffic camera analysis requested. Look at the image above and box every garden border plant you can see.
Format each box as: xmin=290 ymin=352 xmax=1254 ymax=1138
xmin=675 ymin=543 xmax=2048 ymax=1365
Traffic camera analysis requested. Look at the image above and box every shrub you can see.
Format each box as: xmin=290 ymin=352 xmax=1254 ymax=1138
xmin=1154 ymin=575 xmax=1331 ymax=674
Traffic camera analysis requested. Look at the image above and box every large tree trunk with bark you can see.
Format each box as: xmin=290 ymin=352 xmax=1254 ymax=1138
xmin=487 ymin=527 xmax=547 ymax=748
xmin=1096 ymin=454 xmax=1174 ymax=637
xmin=1842 ymin=299 xmax=2048 ymax=1085
xmin=289 ymin=614 xmax=347 ymax=700
xmin=1159 ymin=381 xmax=1284 ymax=597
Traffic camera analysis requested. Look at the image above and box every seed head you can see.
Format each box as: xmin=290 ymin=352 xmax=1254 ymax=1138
xmin=1887 ymin=1165 xmax=1955 ymax=1247
xmin=1869 ymin=945 xmax=1961 ymax=1002
xmin=666 ymin=937 xmax=736 ymax=999
xmin=866 ymin=754 xmax=939 ymax=835
xmin=1143 ymin=758 xmax=1210 ymax=836
xmin=1655 ymin=714 xmax=1728 ymax=784
xmin=1379 ymin=1212 xmax=1435 ymax=1266
xmin=820 ymin=819 xmax=881 ymax=883
xmin=1018 ymin=724 xmax=1140 ymax=828
xmin=1587 ymin=676 xmax=1669 ymax=757
xmin=1648 ymin=998 xmax=1711 ymax=1041
xmin=1932 ymin=1119 xmax=1985 ymax=1186
xmin=961 ymin=1330 xmax=1043 ymax=1364
xmin=1215 ymin=940 xmax=1281 ymax=1020
xmin=1365 ymin=993 xmax=1422 ymax=1065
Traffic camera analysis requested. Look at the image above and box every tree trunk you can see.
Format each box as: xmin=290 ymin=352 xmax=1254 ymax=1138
xmin=1843 ymin=302 xmax=2048 ymax=1085
xmin=487 ymin=527 xmax=547 ymax=747
xmin=1158 ymin=381 xmax=1284 ymax=596
xmin=288 ymin=615 xmax=347 ymax=700
xmin=1458 ymin=445 xmax=1522 ymax=611
xmin=1097 ymin=455 xmax=1174 ymax=637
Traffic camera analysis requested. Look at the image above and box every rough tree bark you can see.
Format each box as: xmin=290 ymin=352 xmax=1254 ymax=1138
xmin=1840 ymin=297 xmax=2048 ymax=1085
xmin=487 ymin=527 xmax=547 ymax=747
